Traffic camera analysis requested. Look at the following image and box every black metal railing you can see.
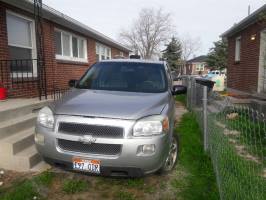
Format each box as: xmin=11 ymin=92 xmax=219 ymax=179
xmin=51 ymin=87 xmax=69 ymax=101
xmin=0 ymin=59 xmax=38 ymax=84
xmin=0 ymin=59 xmax=47 ymax=99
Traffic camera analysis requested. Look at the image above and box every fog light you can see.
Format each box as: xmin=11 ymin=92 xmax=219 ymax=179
xmin=142 ymin=144 xmax=155 ymax=154
xmin=35 ymin=133 xmax=45 ymax=145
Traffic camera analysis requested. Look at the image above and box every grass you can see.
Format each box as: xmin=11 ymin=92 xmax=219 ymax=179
xmin=0 ymin=170 xmax=55 ymax=200
xmin=175 ymin=94 xmax=186 ymax=106
xmin=33 ymin=171 xmax=54 ymax=186
xmin=114 ymin=191 xmax=136 ymax=200
xmin=0 ymin=180 xmax=38 ymax=200
xmin=126 ymin=178 xmax=144 ymax=188
xmin=216 ymin=108 xmax=266 ymax=163
xmin=208 ymin=113 xmax=266 ymax=200
xmin=62 ymin=179 xmax=88 ymax=194
xmin=175 ymin=112 xmax=219 ymax=200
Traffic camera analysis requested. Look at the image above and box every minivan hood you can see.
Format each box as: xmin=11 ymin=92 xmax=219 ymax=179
xmin=52 ymin=89 xmax=169 ymax=120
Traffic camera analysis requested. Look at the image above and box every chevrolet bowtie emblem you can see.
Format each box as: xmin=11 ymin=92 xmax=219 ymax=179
xmin=79 ymin=135 xmax=97 ymax=144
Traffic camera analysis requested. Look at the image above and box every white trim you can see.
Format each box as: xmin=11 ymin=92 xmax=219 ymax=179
xmin=8 ymin=43 xmax=33 ymax=49
xmin=96 ymin=42 xmax=112 ymax=61
xmin=6 ymin=10 xmax=37 ymax=77
xmin=193 ymin=62 xmax=205 ymax=72
xmin=55 ymin=55 xmax=88 ymax=63
xmin=54 ymin=28 xmax=88 ymax=62
xmin=258 ymin=30 xmax=266 ymax=93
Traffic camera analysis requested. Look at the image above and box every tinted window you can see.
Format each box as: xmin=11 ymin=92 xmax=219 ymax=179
xmin=77 ymin=62 xmax=167 ymax=93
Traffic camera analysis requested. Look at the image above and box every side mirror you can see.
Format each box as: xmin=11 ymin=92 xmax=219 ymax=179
xmin=68 ymin=79 xmax=77 ymax=88
xmin=172 ymin=85 xmax=187 ymax=95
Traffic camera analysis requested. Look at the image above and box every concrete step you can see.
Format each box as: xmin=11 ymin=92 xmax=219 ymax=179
xmin=14 ymin=145 xmax=42 ymax=171
xmin=30 ymin=161 xmax=51 ymax=172
xmin=0 ymin=127 xmax=35 ymax=155
xmin=0 ymin=113 xmax=37 ymax=139
xmin=0 ymin=100 xmax=50 ymax=123
xmin=0 ymin=145 xmax=42 ymax=172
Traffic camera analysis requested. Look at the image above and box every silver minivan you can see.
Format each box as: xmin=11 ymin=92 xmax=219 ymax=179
xmin=35 ymin=59 xmax=186 ymax=177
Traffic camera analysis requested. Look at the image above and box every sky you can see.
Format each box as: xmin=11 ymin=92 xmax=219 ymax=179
xmin=43 ymin=0 xmax=265 ymax=56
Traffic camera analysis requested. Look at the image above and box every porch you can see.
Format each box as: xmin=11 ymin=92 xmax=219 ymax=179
xmin=0 ymin=97 xmax=52 ymax=172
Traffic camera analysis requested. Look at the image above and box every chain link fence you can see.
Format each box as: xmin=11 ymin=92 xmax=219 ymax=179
xmin=182 ymin=76 xmax=266 ymax=200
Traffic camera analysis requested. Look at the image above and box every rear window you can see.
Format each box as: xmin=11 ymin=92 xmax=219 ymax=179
xmin=77 ymin=62 xmax=167 ymax=93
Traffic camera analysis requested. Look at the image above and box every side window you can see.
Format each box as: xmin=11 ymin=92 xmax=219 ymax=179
xmin=165 ymin=64 xmax=173 ymax=87
xmin=235 ymin=36 xmax=241 ymax=62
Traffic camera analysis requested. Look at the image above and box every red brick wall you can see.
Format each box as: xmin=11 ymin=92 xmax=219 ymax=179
xmin=0 ymin=4 xmax=8 ymax=88
xmin=0 ymin=2 xmax=129 ymax=98
xmin=111 ymin=47 xmax=129 ymax=58
xmin=185 ymin=63 xmax=209 ymax=75
xmin=227 ymin=22 xmax=264 ymax=94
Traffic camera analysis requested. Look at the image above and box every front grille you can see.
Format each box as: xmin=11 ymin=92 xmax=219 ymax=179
xmin=57 ymin=139 xmax=122 ymax=156
xmin=58 ymin=122 xmax=124 ymax=138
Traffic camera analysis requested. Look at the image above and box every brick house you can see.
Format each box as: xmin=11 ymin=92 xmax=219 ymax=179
xmin=222 ymin=4 xmax=266 ymax=96
xmin=0 ymin=0 xmax=131 ymax=99
xmin=184 ymin=55 xmax=210 ymax=75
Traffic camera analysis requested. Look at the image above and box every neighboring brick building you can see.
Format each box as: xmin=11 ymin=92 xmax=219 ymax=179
xmin=0 ymin=0 xmax=131 ymax=98
xmin=184 ymin=55 xmax=210 ymax=76
xmin=222 ymin=4 xmax=266 ymax=96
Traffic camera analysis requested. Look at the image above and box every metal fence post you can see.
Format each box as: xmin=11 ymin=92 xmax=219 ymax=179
xmin=187 ymin=76 xmax=191 ymax=110
xmin=203 ymin=85 xmax=208 ymax=151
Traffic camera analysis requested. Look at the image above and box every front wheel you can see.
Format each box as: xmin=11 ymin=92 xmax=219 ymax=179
xmin=157 ymin=134 xmax=179 ymax=174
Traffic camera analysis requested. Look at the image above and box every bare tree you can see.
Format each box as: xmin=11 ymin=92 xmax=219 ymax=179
xmin=119 ymin=8 xmax=174 ymax=59
xmin=180 ymin=34 xmax=202 ymax=61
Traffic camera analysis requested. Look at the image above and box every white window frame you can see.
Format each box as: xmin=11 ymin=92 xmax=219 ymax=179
xmin=235 ymin=36 xmax=241 ymax=62
xmin=55 ymin=28 xmax=88 ymax=63
xmin=6 ymin=10 xmax=37 ymax=77
xmin=195 ymin=63 xmax=205 ymax=71
xmin=96 ymin=43 xmax=112 ymax=61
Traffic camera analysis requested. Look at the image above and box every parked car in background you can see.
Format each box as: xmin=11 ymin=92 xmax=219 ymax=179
xmin=35 ymin=59 xmax=187 ymax=177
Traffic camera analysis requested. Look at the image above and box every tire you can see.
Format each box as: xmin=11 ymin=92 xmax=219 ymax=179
xmin=157 ymin=134 xmax=179 ymax=174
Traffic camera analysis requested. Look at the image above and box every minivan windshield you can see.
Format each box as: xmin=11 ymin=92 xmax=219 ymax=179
xmin=77 ymin=62 xmax=168 ymax=93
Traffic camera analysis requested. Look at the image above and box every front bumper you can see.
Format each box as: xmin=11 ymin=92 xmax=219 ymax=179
xmin=35 ymin=116 xmax=170 ymax=177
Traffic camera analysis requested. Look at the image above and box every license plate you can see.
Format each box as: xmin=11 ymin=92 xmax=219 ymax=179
xmin=72 ymin=158 xmax=100 ymax=174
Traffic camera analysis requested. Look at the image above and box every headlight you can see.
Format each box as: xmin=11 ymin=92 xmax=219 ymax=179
xmin=37 ymin=106 xmax=54 ymax=129
xmin=133 ymin=115 xmax=169 ymax=136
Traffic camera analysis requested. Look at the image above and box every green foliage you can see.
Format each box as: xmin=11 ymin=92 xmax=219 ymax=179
xmin=33 ymin=171 xmax=55 ymax=186
xmin=176 ymin=113 xmax=219 ymax=200
xmin=162 ymin=37 xmax=182 ymax=71
xmin=1 ymin=180 xmax=38 ymax=200
xmin=217 ymin=108 xmax=266 ymax=158
xmin=175 ymin=94 xmax=186 ymax=106
xmin=208 ymin=111 xmax=266 ymax=200
xmin=206 ymin=40 xmax=228 ymax=70
xmin=62 ymin=179 xmax=88 ymax=194
xmin=257 ymin=10 xmax=266 ymax=26
xmin=126 ymin=178 xmax=144 ymax=188
xmin=114 ymin=191 xmax=136 ymax=200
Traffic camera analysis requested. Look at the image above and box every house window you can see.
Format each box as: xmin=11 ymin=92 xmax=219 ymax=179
xmin=55 ymin=29 xmax=87 ymax=62
xmin=196 ymin=63 xmax=205 ymax=71
xmin=235 ymin=36 xmax=241 ymax=62
xmin=6 ymin=11 xmax=37 ymax=75
xmin=96 ymin=43 xmax=111 ymax=61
